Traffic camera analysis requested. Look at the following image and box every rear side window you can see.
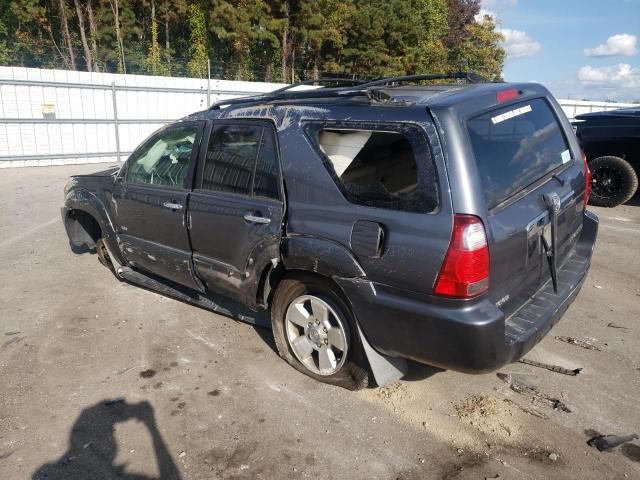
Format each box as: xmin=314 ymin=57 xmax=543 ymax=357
xmin=201 ymin=124 xmax=280 ymax=199
xmin=467 ymin=98 xmax=572 ymax=208
xmin=312 ymin=126 xmax=438 ymax=213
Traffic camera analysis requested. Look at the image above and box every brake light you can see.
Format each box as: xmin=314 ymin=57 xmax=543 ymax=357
xmin=582 ymin=153 xmax=591 ymax=209
xmin=434 ymin=215 xmax=490 ymax=298
xmin=496 ymin=88 xmax=519 ymax=103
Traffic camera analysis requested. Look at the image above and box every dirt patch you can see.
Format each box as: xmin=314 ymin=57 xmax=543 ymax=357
xmin=454 ymin=394 xmax=499 ymax=419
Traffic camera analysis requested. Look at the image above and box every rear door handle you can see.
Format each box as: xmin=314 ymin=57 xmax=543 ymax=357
xmin=243 ymin=214 xmax=271 ymax=225
xmin=162 ymin=201 xmax=183 ymax=211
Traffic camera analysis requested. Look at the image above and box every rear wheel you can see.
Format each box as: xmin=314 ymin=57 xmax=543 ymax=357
xmin=589 ymin=156 xmax=638 ymax=207
xmin=271 ymin=274 xmax=369 ymax=390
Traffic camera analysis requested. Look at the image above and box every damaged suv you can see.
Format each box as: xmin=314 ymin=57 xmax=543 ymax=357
xmin=62 ymin=73 xmax=598 ymax=390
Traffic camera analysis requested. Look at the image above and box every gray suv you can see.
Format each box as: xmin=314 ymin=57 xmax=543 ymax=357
xmin=62 ymin=73 xmax=598 ymax=390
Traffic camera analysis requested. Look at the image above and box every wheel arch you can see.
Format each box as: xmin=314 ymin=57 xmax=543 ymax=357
xmin=583 ymin=140 xmax=639 ymax=171
xmin=63 ymin=188 xmax=125 ymax=264
xmin=64 ymin=208 xmax=102 ymax=249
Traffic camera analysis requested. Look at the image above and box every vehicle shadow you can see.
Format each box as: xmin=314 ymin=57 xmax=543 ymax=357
xmin=32 ymin=398 xmax=181 ymax=480
xmin=401 ymin=360 xmax=444 ymax=382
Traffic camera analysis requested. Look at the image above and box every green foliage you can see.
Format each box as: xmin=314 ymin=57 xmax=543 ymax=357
xmin=451 ymin=14 xmax=505 ymax=80
xmin=147 ymin=15 xmax=169 ymax=75
xmin=187 ymin=4 xmax=208 ymax=78
xmin=2 ymin=0 xmax=505 ymax=81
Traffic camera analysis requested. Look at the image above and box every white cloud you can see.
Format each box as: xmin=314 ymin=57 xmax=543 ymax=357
xmin=481 ymin=0 xmax=517 ymax=9
xmin=499 ymin=28 xmax=541 ymax=59
xmin=475 ymin=9 xmax=497 ymax=22
xmin=584 ymin=34 xmax=638 ymax=57
xmin=578 ymin=63 xmax=640 ymax=88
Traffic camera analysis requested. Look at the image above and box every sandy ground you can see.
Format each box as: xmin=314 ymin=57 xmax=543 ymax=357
xmin=0 ymin=164 xmax=639 ymax=480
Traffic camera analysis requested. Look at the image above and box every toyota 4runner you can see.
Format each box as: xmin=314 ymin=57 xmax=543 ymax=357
xmin=62 ymin=73 xmax=599 ymax=390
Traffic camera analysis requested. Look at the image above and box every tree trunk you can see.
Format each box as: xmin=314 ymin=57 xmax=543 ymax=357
xmin=110 ymin=0 xmax=126 ymax=73
xmin=280 ymin=1 xmax=289 ymax=83
xmin=73 ymin=0 xmax=93 ymax=71
xmin=281 ymin=26 xmax=289 ymax=83
xmin=58 ymin=0 xmax=76 ymax=70
xmin=87 ymin=0 xmax=100 ymax=71
xmin=164 ymin=0 xmax=170 ymax=51
xmin=265 ymin=63 xmax=273 ymax=82
xmin=313 ymin=53 xmax=321 ymax=80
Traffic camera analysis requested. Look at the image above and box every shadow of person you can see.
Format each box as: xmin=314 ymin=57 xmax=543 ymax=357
xmin=33 ymin=398 xmax=181 ymax=480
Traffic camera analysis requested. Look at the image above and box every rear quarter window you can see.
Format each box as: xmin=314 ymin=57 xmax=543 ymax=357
xmin=467 ymin=98 xmax=572 ymax=208
xmin=307 ymin=124 xmax=439 ymax=213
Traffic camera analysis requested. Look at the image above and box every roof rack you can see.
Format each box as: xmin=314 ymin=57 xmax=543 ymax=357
xmin=209 ymin=72 xmax=487 ymax=110
xmin=358 ymin=72 xmax=488 ymax=88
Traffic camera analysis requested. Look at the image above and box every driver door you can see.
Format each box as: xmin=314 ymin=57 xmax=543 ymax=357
xmin=113 ymin=122 xmax=204 ymax=290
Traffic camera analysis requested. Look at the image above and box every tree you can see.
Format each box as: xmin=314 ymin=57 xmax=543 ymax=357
xmin=297 ymin=0 xmax=354 ymax=79
xmin=146 ymin=0 xmax=169 ymax=75
xmin=1 ymin=0 xmax=506 ymax=81
xmin=73 ymin=0 xmax=93 ymax=71
xmin=452 ymin=14 xmax=504 ymax=80
xmin=187 ymin=3 xmax=208 ymax=78
xmin=108 ymin=0 xmax=126 ymax=73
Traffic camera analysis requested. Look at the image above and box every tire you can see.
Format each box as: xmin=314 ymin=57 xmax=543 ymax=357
xmin=96 ymin=238 xmax=115 ymax=273
xmin=588 ymin=156 xmax=638 ymax=207
xmin=271 ymin=274 xmax=369 ymax=390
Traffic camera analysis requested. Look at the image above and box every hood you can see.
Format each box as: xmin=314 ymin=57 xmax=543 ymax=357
xmin=72 ymin=165 xmax=121 ymax=177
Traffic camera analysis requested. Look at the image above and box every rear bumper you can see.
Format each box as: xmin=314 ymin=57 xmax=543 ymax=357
xmin=337 ymin=210 xmax=599 ymax=373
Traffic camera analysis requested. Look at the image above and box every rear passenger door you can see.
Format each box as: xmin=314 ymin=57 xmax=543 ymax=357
xmin=188 ymin=120 xmax=284 ymax=304
xmin=113 ymin=122 xmax=203 ymax=290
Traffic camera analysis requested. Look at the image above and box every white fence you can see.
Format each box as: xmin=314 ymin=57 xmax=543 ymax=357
xmin=0 ymin=66 xmax=284 ymax=168
xmin=0 ymin=67 xmax=635 ymax=168
xmin=558 ymin=99 xmax=636 ymax=121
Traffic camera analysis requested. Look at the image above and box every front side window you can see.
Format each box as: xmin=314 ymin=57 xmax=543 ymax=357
xmin=201 ymin=124 xmax=280 ymax=199
xmin=312 ymin=126 xmax=438 ymax=213
xmin=125 ymin=125 xmax=198 ymax=188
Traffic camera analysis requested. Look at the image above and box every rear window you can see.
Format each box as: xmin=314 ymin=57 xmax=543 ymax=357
xmin=467 ymin=98 xmax=572 ymax=208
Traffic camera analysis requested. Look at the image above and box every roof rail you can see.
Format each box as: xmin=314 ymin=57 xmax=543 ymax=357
xmin=268 ymin=78 xmax=366 ymax=95
xmin=208 ymin=72 xmax=488 ymax=110
xmin=360 ymin=72 xmax=488 ymax=88
xmin=209 ymin=83 xmax=366 ymax=110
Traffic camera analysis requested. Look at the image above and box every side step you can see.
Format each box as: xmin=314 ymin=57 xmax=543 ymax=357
xmin=116 ymin=266 xmax=269 ymax=327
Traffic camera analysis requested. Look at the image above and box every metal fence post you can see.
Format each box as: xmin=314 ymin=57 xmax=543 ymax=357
xmin=111 ymin=82 xmax=121 ymax=162
xmin=207 ymin=58 xmax=211 ymax=107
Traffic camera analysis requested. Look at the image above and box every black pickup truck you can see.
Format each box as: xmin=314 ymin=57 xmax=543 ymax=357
xmin=574 ymin=107 xmax=640 ymax=207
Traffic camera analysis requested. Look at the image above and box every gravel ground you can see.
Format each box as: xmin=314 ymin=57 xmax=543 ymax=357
xmin=0 ymin=164 xmax=639 ymax=480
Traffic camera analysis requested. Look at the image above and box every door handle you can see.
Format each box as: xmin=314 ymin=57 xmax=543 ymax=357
xmin=162 ymin=201 xmax=183 ymax=211
xmin=243 ymin=214 xmax=271 ymax=225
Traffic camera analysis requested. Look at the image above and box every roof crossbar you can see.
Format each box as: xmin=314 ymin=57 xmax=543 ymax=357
xmin=209 ymin=72 xmax=488 ymax=110
xmin=268 ymin=78 xmax=367 ymax=95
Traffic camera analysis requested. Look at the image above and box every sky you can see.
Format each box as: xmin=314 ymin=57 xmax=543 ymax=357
xmin=480 ymin=0 xmax=640 ymax=102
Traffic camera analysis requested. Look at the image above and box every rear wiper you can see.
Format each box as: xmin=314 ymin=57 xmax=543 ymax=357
xmin=551 ymin=173 xmax=565 ymax=186
xmin=542 ymin=193 xmax=561 ymax=293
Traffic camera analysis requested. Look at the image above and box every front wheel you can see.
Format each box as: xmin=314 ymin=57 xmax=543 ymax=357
xmin=271 ymin=275 xmax=369 ymax=390
xmin=589 ymin=156 xmax=638 ymax=207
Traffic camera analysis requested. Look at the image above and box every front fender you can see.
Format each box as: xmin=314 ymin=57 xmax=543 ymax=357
xmin=62 ymin=188 xmax=126 ymax=265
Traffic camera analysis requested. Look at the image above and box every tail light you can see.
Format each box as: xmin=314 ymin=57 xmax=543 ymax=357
xmin=434 ymin=215 xmax=489 ymax=298
xmin=582 ymin=152 xmax=591 ymax=209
